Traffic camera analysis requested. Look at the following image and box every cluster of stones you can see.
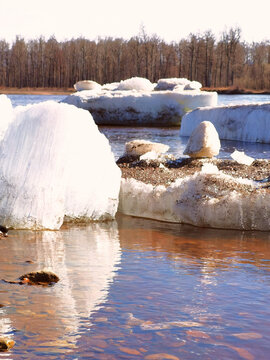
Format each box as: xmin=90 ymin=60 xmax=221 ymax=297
xmin=119 ymin=121 xmax=220 ymax=165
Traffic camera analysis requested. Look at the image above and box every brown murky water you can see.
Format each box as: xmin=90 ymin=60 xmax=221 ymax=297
xmin=0 ymin=214 xmax=270 ymax=359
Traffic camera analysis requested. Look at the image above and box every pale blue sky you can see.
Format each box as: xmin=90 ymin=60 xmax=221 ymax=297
xmin=1 ymin=0 xmax=269 ymax=43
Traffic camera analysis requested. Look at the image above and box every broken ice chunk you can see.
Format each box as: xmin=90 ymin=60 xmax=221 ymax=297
xmin=231 ymin=150 xmax=254 ymax=166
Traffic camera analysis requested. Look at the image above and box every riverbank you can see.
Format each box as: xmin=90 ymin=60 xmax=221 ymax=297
xmin=0 ymin=87 xmax=75 ymax=95
xmin=201 ymin=86 xmax=270 ymax=95
xmin=1 ymin=86 xmax=270 ymax=95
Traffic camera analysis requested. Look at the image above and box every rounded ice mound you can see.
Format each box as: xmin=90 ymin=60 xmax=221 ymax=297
xmin=0 ymin=95 xmax=13 ymax=141
xmin=184 ymin=81 xmax=202 ymax=90
xmin=125 ymin=139 xmax=169 ymax=157
xmin=0 ymin=101 xmax=121 ymax=230
xmin=102 ymin=82 xmax=120 ymax=91
xmin=117 ymin=77 xmax=154 ymax=91
xmin=74 ymin=80 xmax=102 ymax=91
xmin=154 ymin=78 xmax=191 ymax=91
xmin=184 ymin=121 xmax=220 ymax=158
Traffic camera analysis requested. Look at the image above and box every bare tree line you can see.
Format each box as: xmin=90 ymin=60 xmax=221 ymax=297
xmin=0 ymin=27 xmax=269 ymax=90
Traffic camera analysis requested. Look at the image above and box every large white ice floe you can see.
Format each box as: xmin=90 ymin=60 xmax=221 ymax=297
xmin=180 ymin=102 xmax=270 ymax=143
xmin=118 ymin=165 xmax=270 ymax=231
xmin=62 ymin=85 xmax=217 ymax=126
xmin=0 ymin=97 xmax=121 ymax=230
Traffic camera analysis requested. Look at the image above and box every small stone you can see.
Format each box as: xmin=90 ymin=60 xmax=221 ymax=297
xmin=184 ymin=121 xmax=220 ymax=158
xmin=125 ymin=140 xmax=169 ymax=157
xmin=0 ymin=338 xmax=15 ymax=351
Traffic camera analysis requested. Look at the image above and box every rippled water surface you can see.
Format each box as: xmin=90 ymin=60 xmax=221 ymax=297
xmin=0 ymin=215 xmax=270 ymax=359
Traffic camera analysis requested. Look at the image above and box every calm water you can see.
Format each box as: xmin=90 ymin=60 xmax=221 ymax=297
xmin=1 ymin=94 xmax=270 ymax=359
xmin=0 ymin=215 xmax=270 ymax=359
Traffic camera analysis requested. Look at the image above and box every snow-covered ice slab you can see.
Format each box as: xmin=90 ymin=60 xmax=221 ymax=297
xmin=0 ymin=97 xmax=121 ymax=230
xmin=61 ymin=89 xmax=217 ymax=126
xmin=118 ymin=166 xmax=270 ymax=231
xmin=180 ymin=103 xmax=270 ymax=143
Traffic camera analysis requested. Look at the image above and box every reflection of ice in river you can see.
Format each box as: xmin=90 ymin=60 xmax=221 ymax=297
xmin=0 ymin=222 xmax=121 ymax=353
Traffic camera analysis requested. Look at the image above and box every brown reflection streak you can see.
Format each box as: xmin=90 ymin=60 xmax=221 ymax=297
xmin=117 ymin=215 xmax=270 ymax=267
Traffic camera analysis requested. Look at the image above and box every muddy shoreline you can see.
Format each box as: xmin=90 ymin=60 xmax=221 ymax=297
xmin=201 ymin=86 xmax=270 ymax=95
xmin=0 ymin=86 xmax=269 ymax=95
xmin=0 ymin=87 xmax=75 ymax=95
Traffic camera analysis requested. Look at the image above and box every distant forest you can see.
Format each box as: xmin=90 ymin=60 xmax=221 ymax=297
xmin=0 ymin=27 xmax=269 ymax=90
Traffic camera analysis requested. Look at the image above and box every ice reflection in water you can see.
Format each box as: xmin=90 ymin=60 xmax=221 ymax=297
xmin=0 ymin=222 xmax=121 ymax=358
xmin=0 ymin=215 xmax=270 ymax=359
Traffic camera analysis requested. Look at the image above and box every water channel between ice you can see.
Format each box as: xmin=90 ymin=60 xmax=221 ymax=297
xmin=7 ymin=93 xmax=270 ymax=160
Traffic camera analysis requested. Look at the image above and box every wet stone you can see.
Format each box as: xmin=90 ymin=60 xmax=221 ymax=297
xmin=0 ymin=338 xmax=15 ymax=352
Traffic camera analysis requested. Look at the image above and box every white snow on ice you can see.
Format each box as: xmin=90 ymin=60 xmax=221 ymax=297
xmin=180 ymin=102 xmax=270 ymax=143
xmin=116 ymin=77 xmax=154 ymax=91
xmin=0 ymin=97 xmax=121 ymax=230
xmin=154 ymin=78 xmax=192 ymax=91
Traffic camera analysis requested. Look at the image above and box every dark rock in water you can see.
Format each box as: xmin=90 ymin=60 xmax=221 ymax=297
xmin=18 ymin=271 xmax=59 ymax=285
xmin=0 ymin=338 xmax=15 ymax=351
xmin=116 ymin=154 xmax=140 ymax=164
xmin=0 ymin=225 xmax=9 ymax=237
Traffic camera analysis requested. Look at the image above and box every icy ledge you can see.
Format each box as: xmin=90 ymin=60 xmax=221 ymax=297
xmin=118 ymin=165 xmax=270 ymax=231
xmin=61 ymin=89 xmax=217 ymax=126
xmin=180 ymin=102 xmax=270 ymax=143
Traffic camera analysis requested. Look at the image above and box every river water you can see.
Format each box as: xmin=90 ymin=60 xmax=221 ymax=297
xmin=7 ymin=93 xmax=270 ymax=160
xmin=0 ymin=94 xmax=270 ymax=359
